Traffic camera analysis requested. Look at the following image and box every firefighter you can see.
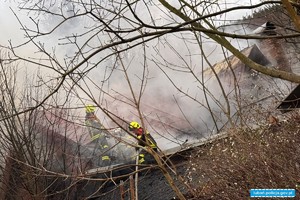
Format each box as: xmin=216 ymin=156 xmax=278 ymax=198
xmin=128 ymin=121 xmax=157 ymax=164
xmin=85 ymin=105 xmax=111 ymax=166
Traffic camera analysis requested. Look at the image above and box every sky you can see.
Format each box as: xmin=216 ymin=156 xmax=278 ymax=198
xmin=0 ymin=2 xmax=26 ymax=47
xmin=0 ymin=0 xmax=261 ymax=46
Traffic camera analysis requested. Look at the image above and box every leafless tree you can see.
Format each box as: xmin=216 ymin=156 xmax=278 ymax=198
xmin=1 ymin=0 xmax=300 ymax=199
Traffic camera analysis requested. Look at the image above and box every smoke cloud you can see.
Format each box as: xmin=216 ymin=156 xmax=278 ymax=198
xmin=0 ymin=0 xmax=263 ymax=150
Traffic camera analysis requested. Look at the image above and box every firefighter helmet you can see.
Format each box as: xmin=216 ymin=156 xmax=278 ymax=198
xmin=129 ymin=121 xmax=140 ymax=130
xmin=85 ymin=104 xmax=96 ymax=113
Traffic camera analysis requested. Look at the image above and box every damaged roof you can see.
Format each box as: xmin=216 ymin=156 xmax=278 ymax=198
xmin=204 ymin=44 xmax=271 ymax=79
xmin=277 ymin=84 xmax=300 ymax=112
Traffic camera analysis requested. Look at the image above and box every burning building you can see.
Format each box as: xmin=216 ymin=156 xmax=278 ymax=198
xmin=1 ymin=5 xmax=300 ymax=200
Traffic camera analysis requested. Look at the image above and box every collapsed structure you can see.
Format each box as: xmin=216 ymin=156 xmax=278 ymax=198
xmin=2 ymin=10 xmax=300 ymax=200
xmin=1 ymin=43 xmax=293 ymax=199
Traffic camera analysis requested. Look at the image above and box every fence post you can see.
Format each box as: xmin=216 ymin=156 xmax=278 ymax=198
xmin=120 ymin=180 xmax=125 ymax=200
xmin=129 ymin=175 xmax=135 ymax=200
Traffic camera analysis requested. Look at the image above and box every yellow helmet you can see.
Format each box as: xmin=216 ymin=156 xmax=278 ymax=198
xmin=85 ymin=104 xmax=96 ymax=113
xmin=129 ymin=121 xmax=140 ymax=130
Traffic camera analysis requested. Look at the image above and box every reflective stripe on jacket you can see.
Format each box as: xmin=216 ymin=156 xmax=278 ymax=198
xmin=137 ymin=132 xmax=157 ymax=149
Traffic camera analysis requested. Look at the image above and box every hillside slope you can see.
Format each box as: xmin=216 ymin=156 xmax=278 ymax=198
xmin=185 ymin=111 xmax=300 ymax=199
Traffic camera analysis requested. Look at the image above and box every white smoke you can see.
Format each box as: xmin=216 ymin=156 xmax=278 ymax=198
xmin=0 ymin=0 xmax=264 ymax=150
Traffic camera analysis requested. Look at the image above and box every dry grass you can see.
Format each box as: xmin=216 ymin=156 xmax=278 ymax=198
xmin=185 ymin=111 xmax=300 ymax=199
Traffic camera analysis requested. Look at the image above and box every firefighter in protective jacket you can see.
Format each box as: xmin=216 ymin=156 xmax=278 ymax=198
xmin=85 ymin=105 xmax=111 ymax=166
xmin=128 ymin=121 xmax=157 ymax=164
